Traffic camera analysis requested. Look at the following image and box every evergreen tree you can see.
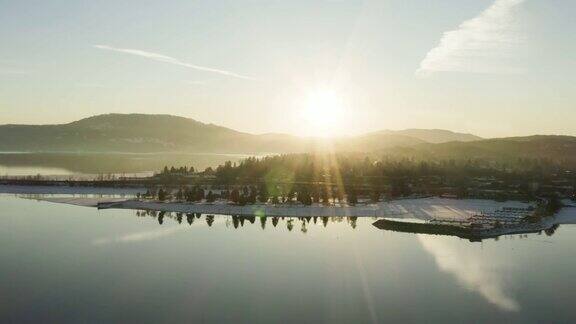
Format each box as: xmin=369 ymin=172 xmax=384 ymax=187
xmin=184 ymin=187 xmax=194 ymax=202
xmin=258 ymin=184 xmax=269 ymax=203
xmin=312 ymin=189 xmax=320 ymax=203
xmin=347 ymin=189 xmax=358 ymax=205
xmin=158 ymin=188 xmax=167 ymax=201
xmin=195 ymin=187 xmax=205 ymax=201
xmin=176 ymin=188 xmax=184 ymax=201
xmin=370 ymin=189 xmax=380 ymax=203
xmin=321 ymin=190 xmax=330 ymax=206
xmin=230 ymin=188 xmax=240 ymax=204
xmin=247 ymin=190 xmax=257 ymax=204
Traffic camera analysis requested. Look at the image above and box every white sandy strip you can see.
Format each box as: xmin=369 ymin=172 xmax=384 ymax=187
xmin=37 ymin=196 xmax=533 ymax=220
xmin=0 ymin=185 xmax=145 ymax=195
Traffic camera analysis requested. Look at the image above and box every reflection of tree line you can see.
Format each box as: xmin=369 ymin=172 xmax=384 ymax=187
xmin=488 ymin=224 xmax=560 ymax=240
xmin=134 ymin=210 xmax=360 ymax=232
xmin=373 ymin=218 xmax=561 ymax=242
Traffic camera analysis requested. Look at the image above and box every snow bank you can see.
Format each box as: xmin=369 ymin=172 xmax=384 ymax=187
xmin=39 ymin=197 xmax=130 ymax=207
xmin=0 ymin=185 xmax=145 ymax=196
xmin=37 ymin=196 xmax=534 ymax=219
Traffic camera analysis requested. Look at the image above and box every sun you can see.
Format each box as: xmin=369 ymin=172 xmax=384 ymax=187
xmin=300 ymin=89 xmax=345 ymax=137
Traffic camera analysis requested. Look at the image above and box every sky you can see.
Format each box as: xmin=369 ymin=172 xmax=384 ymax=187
xmin=0 ymin=0 xmax=575 ymax=138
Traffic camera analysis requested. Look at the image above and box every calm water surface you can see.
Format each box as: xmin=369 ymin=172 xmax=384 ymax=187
xmin=1 ymin=195 xmax=576 ymax=323
xmin=0 ymin=152 xmax=250 ymax=176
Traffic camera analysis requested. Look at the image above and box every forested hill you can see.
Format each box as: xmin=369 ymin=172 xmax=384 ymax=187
xmin=375 ymin=129 xmax=481 ymax=143
xmin=0 ymin=113 xmax=481 ymax=153
xmin=385 ymin=135 xmax=576 ymax=166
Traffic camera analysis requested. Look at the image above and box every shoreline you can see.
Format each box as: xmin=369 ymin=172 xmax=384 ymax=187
xmin=6 ymin=187 xmax=575 ymax=241
xmin=3 ymin=184 xmax=574 ymax=224
xmin=33 ymin=194 xmax=534 ymax=219
xmin=0 ymin=184 xmax=145 ymax=196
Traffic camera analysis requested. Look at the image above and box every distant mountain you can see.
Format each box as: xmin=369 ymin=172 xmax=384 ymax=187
xmin=0 ymin=114 xmax=252 ymax=153
xmin=379 ymin=129 xmax=481 ymax=143
xmin=385 ymin=135 xmax=576 ymax=165
xmin=0 ymin=113 xmax=484 ymax=154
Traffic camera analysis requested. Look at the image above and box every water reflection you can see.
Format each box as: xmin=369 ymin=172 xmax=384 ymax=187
xmin=101 ymin=208 xmax=568 ymax=314
xmin=121 ymin=210 xmax=567 ymax=247
xmin=0 ymin=152 xmax=248 ymax=176
xmin=417 ymin=234 xmax=520 ymax=312
xmin=372 ymin=217 xmax=565 ymax=311
xmin=132 ymin=209 xmax=363 ymax=232
xmin=373 ymin=218 xmax=561 ymax=242
xmin=92 ymin=226 xmax=188 ymax=246
xmin=90 ymin=212 xmax=367 ymax=256
xmin=4 ymin=194 xmax=576 ymax=323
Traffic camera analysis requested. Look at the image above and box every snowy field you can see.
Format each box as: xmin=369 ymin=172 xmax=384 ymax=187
xmin=2 ymin=184 xmax=555 ymax=220
xmin=38 ymin=197 xmax=130 ymax=207
xmin=37 ymin=196 xmax=534 ymax=220
xmin=0 ymin=185 xmax=145 ymax=196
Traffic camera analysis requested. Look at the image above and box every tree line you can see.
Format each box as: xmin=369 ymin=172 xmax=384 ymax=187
xmin=152 ymin=152 xmax=576 ymax=202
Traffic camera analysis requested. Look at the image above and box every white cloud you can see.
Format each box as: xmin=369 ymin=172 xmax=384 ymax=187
xmin=417 ymin=0 xmax=527 ymax=77
xmin=94 ymin=44 xmax=255 ymax=80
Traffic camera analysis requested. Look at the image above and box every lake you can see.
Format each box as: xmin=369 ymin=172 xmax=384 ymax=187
xmin=0 ymin=152 xmax=251 ymax=177
xmin=1 ymin=194 xmax=576 ymax=323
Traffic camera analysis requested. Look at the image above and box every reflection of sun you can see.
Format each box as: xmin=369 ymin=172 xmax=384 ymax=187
xmin=300 ymin=89 xmax=345 ymax=137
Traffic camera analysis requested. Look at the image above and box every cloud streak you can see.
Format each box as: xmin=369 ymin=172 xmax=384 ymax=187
xmin=0 ymin=61 xmax=30 ymax=75
xmin=0 ymin=69 xmax=29 ymax=75
xmin=417 ymin=0 xmax=527 ymax=77
xmin=94 ymin=44 xmax=255 ymax=80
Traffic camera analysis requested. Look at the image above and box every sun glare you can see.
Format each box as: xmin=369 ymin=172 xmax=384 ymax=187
xmin=300 ymin=90 xmax=345 ymax=137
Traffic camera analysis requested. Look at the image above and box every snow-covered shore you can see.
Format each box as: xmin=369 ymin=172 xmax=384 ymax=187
xmin=37 ymin=196 xmax=533 ymax=220
xmin=0 ymin=184 xmax=145 ymax=196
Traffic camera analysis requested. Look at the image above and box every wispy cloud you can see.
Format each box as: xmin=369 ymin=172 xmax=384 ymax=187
xmin=417 ymin=0 xmax=527 ymax=77
xmin=94 ymin=44 xmax=255 ymax=80
xmin=0 ymin=63 xmax=30 ymax=75
xmin=0 ymin=69 xmax=29 ymax=75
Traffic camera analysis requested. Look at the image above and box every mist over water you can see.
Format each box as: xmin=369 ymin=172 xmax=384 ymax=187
xmin=0 ymin=152 xmax=249 ymax=177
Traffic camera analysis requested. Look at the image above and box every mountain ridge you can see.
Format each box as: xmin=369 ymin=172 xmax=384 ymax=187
xmin=376 ymin=128 xmax=481 ymax=143
xmin=383 ymin=134 xmax=576 ymax=165
xmin=0 ymin=113 xmax=483 ymax=154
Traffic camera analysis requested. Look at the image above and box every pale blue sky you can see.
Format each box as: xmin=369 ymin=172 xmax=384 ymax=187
xmin=0 ymin=0 xmax=574 ymax=137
